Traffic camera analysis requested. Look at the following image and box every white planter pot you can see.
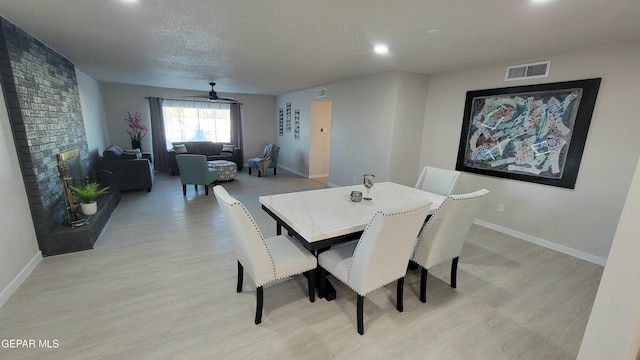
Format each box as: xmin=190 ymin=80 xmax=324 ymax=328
xmin=80 ymin=201 xmax=97 ymax=216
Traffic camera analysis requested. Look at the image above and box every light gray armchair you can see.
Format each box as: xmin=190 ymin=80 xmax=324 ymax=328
xmin=175 ymin=154 xmax=218 ymax=196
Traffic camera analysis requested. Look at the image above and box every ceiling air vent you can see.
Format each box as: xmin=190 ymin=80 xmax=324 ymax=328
xmin=316 ymin=88 xmax=327 ymax=98
xmin=504 ymin=61 xmax=551 ymax=81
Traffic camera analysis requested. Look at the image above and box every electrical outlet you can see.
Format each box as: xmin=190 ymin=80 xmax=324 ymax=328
xmin=497 ymin=203 xmax=505 ymax=212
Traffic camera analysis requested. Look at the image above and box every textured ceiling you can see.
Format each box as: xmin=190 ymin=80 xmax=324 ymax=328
xmin=0 ymin=0 xmax=639 ymax=95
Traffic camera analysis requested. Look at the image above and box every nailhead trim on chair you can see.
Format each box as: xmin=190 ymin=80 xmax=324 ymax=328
xmin=220 ymin=199 xmax=278 ymax=287
xmin=346 ymin=204 xmax=432 ymax=296
xmin=222 ymin=198 xmax=316 ymax=287
xmin=414 ymin=190 xmax=488 ymax=248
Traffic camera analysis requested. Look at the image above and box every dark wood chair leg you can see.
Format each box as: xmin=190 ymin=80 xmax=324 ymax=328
xmin=451 ymin=256 xmax=459 ymax=288
xmin=420 ymin=268 xmax=428 ymax=303
xmin=258 ymin=170 xmax=262 ymax=177
xmin=205 ymin=185 xmax=209 ymax=196
xmin=396 ymin=277 xmax=404 ymax=312
xmin=255 ymin=286 xmax=263 ymax=324
xmin=318 ymin=267 xmax=326 ymax=299
xmin=307 ymin=269 xmax=315 ymax=303
xmin=248 ymin=168 xmax=252 ymax=175
xmin=236 ymin=261 xmax=243 ymax=293
xmin=194 ymin=184 xmax=198 ymax=192
xmin=182 ymin=184 xmax=186 ymax=196
xmin=357 ymin=295 xmax=365 ymax=335
xmin=273 ymin=168 xmax=277 ymax=175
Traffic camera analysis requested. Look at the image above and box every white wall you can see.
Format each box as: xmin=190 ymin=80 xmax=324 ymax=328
xmin=327 ymin=72 xmax=399 ymax=186
xmin=419 ymin=42 xmax=640 ymax=261
xmin=99 ymin=83 xmax=276 ymax=163
xmin=277 ymin=72 xmax=414 ymax=185
xmin=275 ymin=88 xmax=316 ymax=175
xmin=389 ymin=72 xmax=429 ymax=186
xmin=578 ymin=155 xmax=640 ymax=359
xmin=76 ymin=69 xmax=109 ymax=158
xmin=0 ymin=85 xmax=41 ymax=308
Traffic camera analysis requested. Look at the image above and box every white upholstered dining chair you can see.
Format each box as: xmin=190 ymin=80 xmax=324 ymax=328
xmin=411 ymin=189 xmax=490 ymax=303
xmin=415 ymin=166 xmax=462 ymax=196
xmin=318 ymin=201 xmax=431 ymax=335
xmin=213 ymin=185 xmax=317 ymax=324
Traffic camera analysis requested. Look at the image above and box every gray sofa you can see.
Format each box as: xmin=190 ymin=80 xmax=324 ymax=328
xmin=97 ymin=145 xmax=154 ymax=192
xmin=167 ymin=141 xmax=243 ymax=175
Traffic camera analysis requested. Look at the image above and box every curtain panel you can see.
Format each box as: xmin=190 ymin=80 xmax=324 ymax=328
xmin=230 ymin=102 xmax=243 ymax=156
xmin=148 ymin=97 xmax=169 ymax=172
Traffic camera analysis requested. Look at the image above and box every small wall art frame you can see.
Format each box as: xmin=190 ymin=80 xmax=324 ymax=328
xmin=294 ymin=109 xmax=300 ymax=140
xmin=278 ymin=108 xmax=284 ymax=136
xmin=286 ymin=102 xmax=292 ymax=132
xmin=455 ymin=78 xmax=601 ymax=189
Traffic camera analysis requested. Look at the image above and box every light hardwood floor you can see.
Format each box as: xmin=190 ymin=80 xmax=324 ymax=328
xmin=0 ymin=170 xmax=603 ymax=359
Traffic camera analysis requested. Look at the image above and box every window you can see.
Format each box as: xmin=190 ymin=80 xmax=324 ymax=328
xmin=162 ymin=100 xmax=231 ymax=147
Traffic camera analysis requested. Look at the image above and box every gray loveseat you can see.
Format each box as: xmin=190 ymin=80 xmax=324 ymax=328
xmin=167 ymin=141 xmax=243 ymax=175
xmin=97 ymin=145 xmax=154 ymax=192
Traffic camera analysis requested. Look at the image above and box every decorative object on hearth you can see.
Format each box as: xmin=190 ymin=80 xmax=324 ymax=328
xmin=125 ymin=111 xmax=148 ymax=151
xmin=69 ymin=182 xmax=111 ymax=216
xmin=58 ymin=149 xmax=85 ymax=227
xmin=363 ymin=174 xmax=375 ymax=200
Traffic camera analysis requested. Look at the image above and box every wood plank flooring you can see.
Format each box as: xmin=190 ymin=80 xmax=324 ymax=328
xmin=0 ymin=169 xmax=603 ymax=359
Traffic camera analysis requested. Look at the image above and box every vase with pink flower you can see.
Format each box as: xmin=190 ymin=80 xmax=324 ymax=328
xmin=125 ymin=112 xmax=148 ymax=151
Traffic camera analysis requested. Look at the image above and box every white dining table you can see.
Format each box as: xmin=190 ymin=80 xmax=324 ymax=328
xmin=259 ymin=182 xmax=445 ymax=300
xmin=259 ymin=182 xmax=445 ymax=251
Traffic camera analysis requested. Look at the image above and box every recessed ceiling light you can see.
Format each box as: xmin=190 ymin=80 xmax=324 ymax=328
xmin=120 ymin=0 xmax=138 ymax=3
xmin=531 ymin=0 xmax=553 ymax=3
xmin=425 ymin=29 xmax=441 ymax=35
xmin=374 ymin=44 xmax=389 ymax=55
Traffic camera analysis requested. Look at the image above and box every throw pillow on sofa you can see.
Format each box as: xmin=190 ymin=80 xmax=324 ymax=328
xmin=103 ymin=145 xmax=124 ymax=160
xmin=174 ymin=144 xmax=188 ymax=153
xmin=221 ymin=144 xmax=235 ymax=153
xmin=123 ymin=149 xmax=142 ymax=159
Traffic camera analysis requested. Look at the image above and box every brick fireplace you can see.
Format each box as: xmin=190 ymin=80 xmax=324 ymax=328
xmin=0 ymin=17 xmax=117 ymax=255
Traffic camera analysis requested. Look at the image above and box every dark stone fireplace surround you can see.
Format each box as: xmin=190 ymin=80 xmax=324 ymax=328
xmin=0 ymin=17 xmax=118 ymax=256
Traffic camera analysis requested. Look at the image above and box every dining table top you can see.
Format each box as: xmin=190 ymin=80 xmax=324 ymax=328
xmin=259 ymin=182 xmax=445 ymax=247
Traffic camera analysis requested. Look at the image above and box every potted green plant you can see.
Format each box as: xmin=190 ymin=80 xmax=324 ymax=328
xmin=69 ymin=182 xmax=110 ymax=216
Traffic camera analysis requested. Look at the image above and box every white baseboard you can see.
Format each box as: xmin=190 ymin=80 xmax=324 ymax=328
xmin=309 ymin=173 xmax=329 ymax=179
xmin=474 ymin=219 xmax=607 ymax=266
xmin=0 ymin=251 xmax=42 ymax=309
xmin=276 ymin=165 xmax=309 ymax=179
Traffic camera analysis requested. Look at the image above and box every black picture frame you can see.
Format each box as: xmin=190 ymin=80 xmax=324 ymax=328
xmin=455 ymin=78 xmax=601 ymax=189
xmin=294 ymin=109 xmax=300 ymax=140
xmin=286 ymin=102 xmax=292 ymax=132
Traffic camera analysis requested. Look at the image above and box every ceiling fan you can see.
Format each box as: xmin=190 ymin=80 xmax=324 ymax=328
xmin=186 ymin=82 xmax=237 ymax=103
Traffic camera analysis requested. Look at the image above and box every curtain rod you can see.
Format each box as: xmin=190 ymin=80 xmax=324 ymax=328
xmin=144 ymin=96 xmax=243 ymax=105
